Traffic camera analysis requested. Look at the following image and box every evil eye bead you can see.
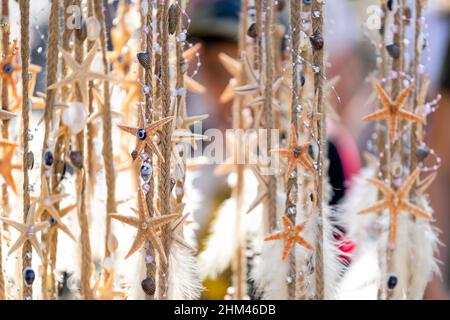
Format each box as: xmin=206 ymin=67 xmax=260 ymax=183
xmin=137 ymin=129 xmax=147 ymax=140
xmin=303 ymin=0 xmax=312 ymax=5
xmin=23 ymin=267 xmax=35 ymax=287
xmin=3 ymin=63 xmax=13 ymax=74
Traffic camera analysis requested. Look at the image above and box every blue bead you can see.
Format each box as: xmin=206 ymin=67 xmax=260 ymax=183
xmin=44 ymin=150 xmax=54 ymax=166
xmin=3 ymin=64 xmax=13 ymax=73
xmin=388 ymin=275 xmax=398 ymax=289
xmin=303 ymin=0 xmax=312 ymax=4
xmin=137 ymin=129 xmax=147 ymax=140
xmin=140 ymin=163 xmax=153 ymax=182
xmin=23 ymin=267 xmax=35 ymax=286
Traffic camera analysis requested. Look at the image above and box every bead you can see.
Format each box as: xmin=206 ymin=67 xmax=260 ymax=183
xmin=3 ymin=63 xmax=13 ymax=74
xmin=140 ymin=162 xmax=153 ymax=182
xmin=131 ymin=150 xmax=138 ymax=160
xmin=299 ymin=72 xmax=306 ymax=87
xmin=137 ymin=129 xmax=147 ymax=140
xmin=50 ymin=217 xmax=57 ymax=226
xmin=388 ymin=274 xmax=398 ymax=289
xmin=387 ymin=0 xmax=393 ymax=11
xmin=168 ymin=3 xmax=181 ymax=35
xmin=107 ymin=233 xmax=119 ymax=253
xmin=247 ymin=23 xmax=257 ymax=38
xmin=141 ymin=277 xmax=156 ymax=296
xmin=386 ymin=43 xmax=400 ymax=59
xmin=23 ymin=267 xmax=35 ymax=287
xmin=69 ymin=150 xmax=83 ymax=169
xmin=44 ymin=149 xmax=54 ymax=167
xmin=137 ymin=52 xmax=151 ymax=69
xmin=310 ymin=33 xmax=324 ymax=50
xmin=303 ymin=0 xmax=312 ymax=4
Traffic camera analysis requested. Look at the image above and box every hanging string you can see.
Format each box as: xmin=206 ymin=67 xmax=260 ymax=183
xmin=311 ymin=0 xmax=325 ymax=300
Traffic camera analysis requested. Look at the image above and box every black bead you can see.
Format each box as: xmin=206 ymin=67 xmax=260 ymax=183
xmin=168 ymin=3 xmax=181 ymax=35
xmin=44 ymin=150 xmax=54 ymax=167
xmin=23 ymin=267 xmax=35 ymax=286
xmin=386 ymin=43 xmax=400 ymax=59
xmin=299 ymin=73 xmax=306 ymax=87
xmin=141 ymin=277 xmax=156 ymax=296
xmin=69 ymin=150 xmax=83 ymax=169
xmin=416 ymin=145 xmax=430 ymax=162
xmin=50 ymin=217 xmax=57 ymax=226
xmin=310 ymin=33 xmax=324 ymax=51
xmin=137 ymin=52 xmax=151 ymax=69
xmin=25 ymin=151 xmax=34 ymax=170
xmin=388 ymin=275 xmax=398 ymax=289
xmin=247 ymin=23 xmax=258 ymax=39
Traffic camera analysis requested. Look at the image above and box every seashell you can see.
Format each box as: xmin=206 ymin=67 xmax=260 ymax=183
xmin=75 ymin=16 xmax=87 ymax=42
xmin=25 ymin=151 xmax=34 ymax=170
xmin=131 ymin=150 xmax=138 ymax=161
xmin=388 ymin=274 xmax=398 ymax=289
xmin=276 ymin=0 xmax=286 ymax=11
xmin=141 ymin=277 xmax=155 ymax=296
xmin=416 ymin=145 xmax=430 ymax=162
xmin=69 ymin=150 xmax=83 ymax=169
xmin=140 ymin=162 xmax=153 ymax=182
xmin=62 ymin=102 xmax=89 ymax=134
xmin=107 ymin=233 xmax=119 ymax=253
xmin=168 ymin=3 xmax=181 ymax=35
xmin=310 ymin=32 xmax=324 ymax=50
xmin=247 ymin=23 xmax=257 ymax=39
xmin=386 ymin=43 xmax=400 ymax=59
xmin=137 ymin=51 xmax=151 ymax=69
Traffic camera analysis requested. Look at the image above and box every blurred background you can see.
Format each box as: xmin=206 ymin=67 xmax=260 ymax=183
xmin=5 ymin=0 xmax=450 ymax=299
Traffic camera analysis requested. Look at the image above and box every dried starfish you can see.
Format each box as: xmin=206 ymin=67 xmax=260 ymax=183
xmin=357 ymin=168 xmax=433 ymax=243
xmin=264 ymin=216 xmax=312 ymax=261
xmin=48 ymin=41 xmax=113 ymax=104
xmin=110 ymin=186 xmax=179 ymax=263
xmin=47 ymin=204 xmax=77 ymax=241
xmin=271 ymin=125 xmax=316 ymax=181
xmin=363 ymin=83 xmax=424 ymax=142
xmin=117 ymin=105 xmax=174 ymax=162
xmin=0 ymin=202 xmax=49 ymax=261
xmin=0 ymin=39 xmax=20 ymax=104
xmin=0 ymin=144 xmax=21 ymax=193
xmin=247 ymin=165 xmax=269 ymax=214
xmin=31 ymin=180 xmax=76 ymax=240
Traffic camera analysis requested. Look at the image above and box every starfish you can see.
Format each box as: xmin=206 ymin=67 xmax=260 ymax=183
xmin=0 ymin=144 xmax=21 ymax=193
xmin=363 ymin=83 xmax=424 ymax=142
xmin=357 ymin=168 xmax=433 ymax=243
xmin=218 ymin=52 xmax=241 ymax=104
xmin=110 ymin=186 xmax=179 ymax=263
xmin=47 ymin=204 xmax=77 ymax=241
xmin=0 ymin=109 xmax=16 ymax=121
xmin=0 ymin=202 xmax=49 ymax=261
xmin=11 ymin=64 xmax=42 ymax=111
xmin=264 ymin=216 xmax=313 ymax=261
xmin=93 ymin=269 xmax=128 ymax=300
xmin=271 ymin=125 xmax=317 ymax=181
xmin=0 ymin=139 xmax=17 ymax=148
xmin=31 ymin=180 xmax=76 ymax=240
xmin=48 ymin=41 xmax=113 ymax=104
xmin=180 ymin=43 xmax=206 ymax=94
xmin=86 ymin=87 xmax=123 ymax=124
xmin=0 ymin=39 xmax=20 ymax=105
xmin=117 ymin=106 xmax=174 ymax=162
xmin=247 ymin=165 xmax=269 ymax=214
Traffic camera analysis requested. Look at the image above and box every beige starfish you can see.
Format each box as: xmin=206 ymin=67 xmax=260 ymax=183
xmin=47 ymin=204 xmax=77 ymax=241
xmin=0 ymin=144 xmax=21 ymax=193
xmin=48 ymin=41 xmax=113 ymax=104
xmin=363 ymin=83 xmax=424 ymax=142
xmin=247 ymin=165 xmax=269 ymax=214
xmin=0 ymin=203 xmax=49 ymax=261
xmin=357 ymin=168 xmax=433 ymax=243
xmin=117 ymin=105 xmax=174 ymax=162
xmin=264 ymin=216 xmax=312 ymax=261
xmin=31 ymin=180 xmax=75 ymax=240
xmin=110 ymin=186 xmax=179 ymax=263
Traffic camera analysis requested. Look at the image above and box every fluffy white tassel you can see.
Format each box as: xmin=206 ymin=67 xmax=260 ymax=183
xmin=406 ymin=195 xmax=439 ymax=299
xmin=252 ymin=240 xmax=289 ymax=299
xmin=168 ymin=242 xmax=203 ymax=300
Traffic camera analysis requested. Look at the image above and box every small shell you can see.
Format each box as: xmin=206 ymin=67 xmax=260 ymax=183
xmin=168 ymin=3 xmax=181 ymax=35
xmin=25 ymin=151 xmax=34 ymax=170
xmin=247 ymin=23 xmax=257 ymax=39
xmin=62 ymin=102 xmax=88 ymax=134
xmin=140 ymin=162 xmax=153 ymax=182
xmin=310 ymin=32 xmax=324 ymax=50
xmin=416 ymin=145 xmax=430 ymax=162
xmin=141 ymin=277 xmax=156 ymax=296
xmin=69 ymin=150 xmax=83 ymax=169
xmin=137 ymin=52 xmax=151 ymax=69
xmin=386 ymin=43 xmax=400 ymax=59
xmin=107 ymin=233 xmax=119 ymax=253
